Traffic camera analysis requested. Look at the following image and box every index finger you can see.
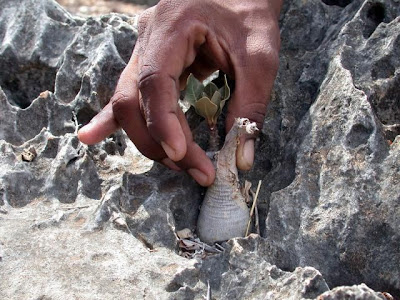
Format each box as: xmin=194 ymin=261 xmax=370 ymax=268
xmin=137 ymin=15 xmax=209 ymax=161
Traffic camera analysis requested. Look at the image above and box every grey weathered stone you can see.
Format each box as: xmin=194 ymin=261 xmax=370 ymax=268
xmin=318 ymin=284 xmax=387 ymax=300
xmin=0 ymin=128 xmax=102 ymax=207
xmin=88 ymin=164 xmax=203 ymax=250
xmin=1 ymin=0 xmax=399 ymax=298
xmin=0 ymin=0 xmax=81 ymax=109
xmin=0 ymin=89 xmax=75 ymax=145
xmin=0 ymin=201 xmax=196 ymax=299
xmin=168 ymin=235 xmax=330 ymax=299
xmin=258 ymin=0 xmax=400 ymax=296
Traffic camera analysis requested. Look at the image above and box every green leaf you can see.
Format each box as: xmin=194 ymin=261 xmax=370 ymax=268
xmin=204 ymin=82 xmax=218 ymax=99
xmin=184 ymin=74 xmax=204 ymax=106
xmin=194 ymin=97 xmax=218 ymax=124
xmin=215 ymin=75 xmax=230 ymax=116
xmin=218 ymin=74 xmax=230 ymax=102
xmin=210 ymin=90 xmax=222 ymax=107
xmin=218 ymin=98 xmax=228 ymax=115
xmin=183 ymin=73 xmax=231 ymax=128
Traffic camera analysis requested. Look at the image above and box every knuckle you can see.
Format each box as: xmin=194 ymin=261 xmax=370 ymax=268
xmin=110 ymin=92 xmax=131 ymax=118
xmin=110 ymin=91 xmax=129 ymax=106
xmin=137 ymin=67 xmax=161 ymax=92
xmin=138 ymin=67 xmax=176 ymax=99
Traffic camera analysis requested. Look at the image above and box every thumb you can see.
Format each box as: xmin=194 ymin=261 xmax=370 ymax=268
xmin=226 ymin=49 xmax=279 ymax=170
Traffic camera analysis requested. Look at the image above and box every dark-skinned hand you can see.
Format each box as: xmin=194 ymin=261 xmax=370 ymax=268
xmin=78 ymin=0 xmax=282 ymax=186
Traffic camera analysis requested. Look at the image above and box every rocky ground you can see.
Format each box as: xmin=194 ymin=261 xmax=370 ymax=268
xmin=55 ymin=0 xmax=149 ymax=16
xmin=0 ymin=0 xmax=399 ymax=299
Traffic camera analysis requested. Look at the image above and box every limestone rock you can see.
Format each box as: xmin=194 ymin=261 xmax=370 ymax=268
xmin=318 ymin=284 xmax=388 ymax=300
xmin=169 ymin=235 xmax=330 ymax=299
xmin=1 ymin=0 xmax=399 ymax=299
xmin=259 ymin=0 xmax=400 ymax=296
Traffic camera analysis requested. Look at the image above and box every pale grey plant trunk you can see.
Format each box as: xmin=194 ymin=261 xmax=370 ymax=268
xmin=197 ymin=118 xmax=257 ymax=244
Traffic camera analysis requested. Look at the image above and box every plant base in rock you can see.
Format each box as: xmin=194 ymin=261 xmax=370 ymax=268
xmin=197 ymin=118 xmax=258 ymax=244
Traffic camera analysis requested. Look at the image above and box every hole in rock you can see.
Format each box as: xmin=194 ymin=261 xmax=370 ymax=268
xmin=0 ymin=188 xmax=4 ymax=206
xmin=66 ymin=156 xmax=79 ymax=168
xmin=383 ymin=124 xmax=400 ymax=143
xmin=76 ymin=105 xmax=98 ymax=127
xmin=369 ymin=79 xmax=400 ymax=126
xmin=105 ymin=132 xmax=127 ymax=156
xmin=1 ymin=64 xmax=57 ymax=109
xmin=41 ymin=138 xmax=60 ymax=159
xmin=362 ymin=2 xmax=385 ymax=38
xmin=259 ymin=159 xmax=273 ymax=174
xmin=371 ymin=57 xmax=395 ymax=80
xmin=165 ymin=281 xmax=183 ymax=293
xmin=103 ymin=141 xmax=117 ymax=155
xmin=321 ymin=0 xmax=353 ymax=7
xmin=346 ymin=123 xmax=374 ymax=148
xmin=366 ymin=2 xmax=385 ymax=24
xmin=169 ymin=191 xmax=202 ymax=233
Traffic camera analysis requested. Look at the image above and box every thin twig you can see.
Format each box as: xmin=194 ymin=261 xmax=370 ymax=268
xmin=214 ymin=243 xmax=225 ymax=252
xmin=72 ymin=111 xmax=79 ymax=135
xmin=255 ymin=200 xmax=260 ymax=235
xmin=62 ymin=205 xmax=90 ymax=211
xmin=245 ymin=180 xmax=262 ymax=236
xmin=206 ymin=280 xmax=212 ymax=300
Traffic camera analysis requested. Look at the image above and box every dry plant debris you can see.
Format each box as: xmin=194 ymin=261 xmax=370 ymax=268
xmin=177 ymin=228 xmax=223 ymax=259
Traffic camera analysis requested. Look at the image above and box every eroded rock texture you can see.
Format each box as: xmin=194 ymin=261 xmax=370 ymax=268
xmin=0 ymin=0 xmax=399 ymax=299
xmin=259 ymin=0 xmax=400 ymax=296
xmin=318 ymin=284 xmax=387 ymax=300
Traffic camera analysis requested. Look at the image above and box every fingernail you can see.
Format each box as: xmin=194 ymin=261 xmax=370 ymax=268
xmin=237 ymin=139 xmax=255 ymax=171
xmin=187 ymin=168 xmax=209 ymax=186
xmin=161 ymin=141 xmax=178 ymax=161
xmin=161 ymin=158 xmax=182 ymax=171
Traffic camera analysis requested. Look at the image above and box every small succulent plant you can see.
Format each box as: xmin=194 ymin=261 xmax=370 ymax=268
xmin=182 ymin=75 xmax=256 ymax=244
xmin=184 ymin=74 xmax=230 ymax=129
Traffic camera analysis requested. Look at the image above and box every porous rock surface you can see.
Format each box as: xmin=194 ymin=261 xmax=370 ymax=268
xmin=0 ymin=0 xmax=398 ymax=299
xmin=259 ymin=0 xmax=400 ymax=297
xmin=318 ymin=284 xmax=387 ymax=300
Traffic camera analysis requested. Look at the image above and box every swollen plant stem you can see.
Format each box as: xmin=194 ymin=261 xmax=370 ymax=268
xmin=208 ymin=127 xmax=220 ymax=152
xmin=197 ymin=118 xmax=258 ymax=244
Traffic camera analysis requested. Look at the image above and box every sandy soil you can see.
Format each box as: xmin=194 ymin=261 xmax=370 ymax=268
xmin=56 ymin=0 xmax=148 ymax=16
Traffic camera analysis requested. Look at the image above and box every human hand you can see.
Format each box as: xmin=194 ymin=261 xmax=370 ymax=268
xmin=78 ymin=0 xmax=282 ymax=186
